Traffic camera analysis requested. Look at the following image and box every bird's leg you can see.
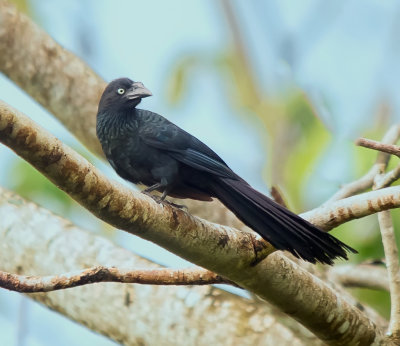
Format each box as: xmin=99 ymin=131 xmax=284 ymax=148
xmin=158 ymin=184 xmax=187 ymax=209
xmin=142 ymin=181 xmax=167 ymax=203
xmin=142 ymin=179 xmax=187 ymax=210
xmin=160 ymin=188 xmax=169 ymax=201
xmin=142 ymin=182 xmax=164 ymax=196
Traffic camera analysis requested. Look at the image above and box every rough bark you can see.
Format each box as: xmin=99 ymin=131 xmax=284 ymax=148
xmin=0 ymin=187 xmax=323 ymax=346
xmin=0 ymin=101 xmax=389 ymax=345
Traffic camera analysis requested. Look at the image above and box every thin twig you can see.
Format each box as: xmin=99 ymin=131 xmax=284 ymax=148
xmin=270 ymin=186 xmax=287 ymax=208
xmin=356 ymin=138 xmax=400 ymax=157
xmin=0 ymin=266 xmax=237 ymax=293
xmin=325 ymin=125 xmax=400 ymax=203
xmin=378 ymin=211 xmax=400 ymax=339
xmin=375 ymin=163 xmax=400 ymax=190
xmin=324 ymin=165 xmax=381 ymax=204
xmin=301 ymin=185 xmax=400 ymax=230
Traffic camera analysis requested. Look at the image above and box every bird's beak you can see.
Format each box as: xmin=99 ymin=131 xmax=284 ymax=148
xmin=126 ymin=82 xmax=153 ymax=100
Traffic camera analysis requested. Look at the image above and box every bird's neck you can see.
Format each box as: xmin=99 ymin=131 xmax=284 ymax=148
xmin=96 ymin=108 xmax=139 ymax=139
xmin=98 ymin=107 xmax=136 ymax=124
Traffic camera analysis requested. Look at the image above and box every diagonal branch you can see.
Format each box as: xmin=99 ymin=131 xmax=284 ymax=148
xmin=325 ymin=125 xmax=400 ymax=203
xmin=356 ymin=138 xmax=400 ymax=157
xmin=375 ymin=163 xmax=400 ymax=190
xmin=301 ymin=186 xmax=400 ymax=230
xmin=0 ymin=99 xmax=388 ymax=345
xmin=0 ymin=0 xmax=105 ymax=155
xmin=0 ymin=266 xmax=235 ymax=293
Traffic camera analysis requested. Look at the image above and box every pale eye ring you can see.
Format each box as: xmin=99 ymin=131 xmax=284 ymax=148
xmin=117 ymin=88 xmax=125 ymax=95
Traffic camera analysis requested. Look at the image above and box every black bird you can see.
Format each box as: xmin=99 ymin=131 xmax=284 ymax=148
xmin=96 ymin=78 xmax=357 ymax=265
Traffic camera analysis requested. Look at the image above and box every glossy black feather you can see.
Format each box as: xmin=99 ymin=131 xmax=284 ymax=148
xmin=96 ymin=78 xmax=357 ymax=264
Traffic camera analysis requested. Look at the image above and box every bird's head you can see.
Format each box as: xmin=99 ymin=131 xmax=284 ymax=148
xmin=98 ymin=78 xmax=152 ymax=112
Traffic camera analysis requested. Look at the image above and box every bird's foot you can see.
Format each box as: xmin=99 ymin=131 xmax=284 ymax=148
xmin=163 ymin=200 xmax=188 ymax=210
xmin=142 ymin=191 xmax=188 ymax=210
xmin=142 ymin=190 xmax=162 ymax=202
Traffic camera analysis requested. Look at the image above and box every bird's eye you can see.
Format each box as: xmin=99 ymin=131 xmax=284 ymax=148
xmin=117 ymin=88 xmax=125 ymax=95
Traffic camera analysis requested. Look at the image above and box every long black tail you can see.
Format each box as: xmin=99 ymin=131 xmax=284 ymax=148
xmin=209 ymin=178 xmax=357 ymax=265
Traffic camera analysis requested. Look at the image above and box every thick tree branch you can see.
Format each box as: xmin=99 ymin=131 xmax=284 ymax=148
xmin=0 ymin=266 xmax=236 ymax=293
xmin=1 ymin=187 xmax=324 ymax=346
xmin=0 ymin=100 xmax=388 ymax=345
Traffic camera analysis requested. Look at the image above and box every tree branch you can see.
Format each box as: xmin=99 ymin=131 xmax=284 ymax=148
xmin=378 ymin=211 xmax=400 ymax=340
xmin=1 ymin=187 xmax=324 ymax=346
xmin=325 ymin=125 xmax=400 ymax=203
xmin=0 ymin=0 xmax=105 ymax=155
xmin=302 ymin=186 xmax=400 ymax=230
xmin=375 ymin=163 xmax=400 ymax=190
xmin=356 ymin=138 xmax=400 ymax=157
xmin=0 ymin=266 xmax=236 ymax=293
xmin=0 ymin=99 xmax=388 ymax=345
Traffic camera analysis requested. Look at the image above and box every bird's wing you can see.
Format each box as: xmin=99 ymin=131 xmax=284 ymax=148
xmin=138 ymin=111 xmax=238 ymax=179
xmin=169 ymin=147 xmax=238 ymax=179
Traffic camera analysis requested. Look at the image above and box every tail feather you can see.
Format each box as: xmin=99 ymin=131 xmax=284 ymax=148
xmin=209 ymin=178 xmax=357 ymax=265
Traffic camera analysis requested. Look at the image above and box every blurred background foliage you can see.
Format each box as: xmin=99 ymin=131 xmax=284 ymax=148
xmin=1 ymin=0 xmax=399 ymax=344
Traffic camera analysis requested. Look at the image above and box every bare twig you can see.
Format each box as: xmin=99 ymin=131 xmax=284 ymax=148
xmin=0 ymin=266 xmax=236 ymax=293
xmin=378 ymin=211 xmax=400 ymax=339
xmin=375 ymin=163 xmax=400 ymax=190
xmin=301 ymin=186 xmax=400 ymax=230
xmin=270 ymin=186 xmax=287 ymax=208
xmin=325 ymin=125 xmax=400 ymax=203
xmin=324 ymin=165 xmax=382 ymax=204
xmin=356 ymin=138 xmax=400 ymax=157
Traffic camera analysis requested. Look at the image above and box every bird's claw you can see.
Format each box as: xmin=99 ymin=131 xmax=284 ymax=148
xmin=163 ymin=200 xmax=188 ymax=210
xmin=142 ymin=191 xmax=188 ymax=210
